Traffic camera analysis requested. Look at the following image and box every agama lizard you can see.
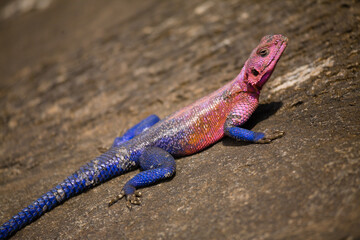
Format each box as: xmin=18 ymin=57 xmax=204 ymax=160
xmin=0 ymin=34 xmax=288 ymax=239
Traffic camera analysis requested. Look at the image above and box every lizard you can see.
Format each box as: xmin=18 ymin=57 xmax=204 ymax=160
xmin=0 ymin=34 xmax=288 ymax=239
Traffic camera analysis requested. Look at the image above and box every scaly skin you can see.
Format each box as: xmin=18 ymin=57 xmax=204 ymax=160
xmin=0 ymin=35 xmax=288 ymax=239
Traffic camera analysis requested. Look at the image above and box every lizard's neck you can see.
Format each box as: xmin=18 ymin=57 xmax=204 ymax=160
xmin=226 ymin=67 xmax=260 ymax=100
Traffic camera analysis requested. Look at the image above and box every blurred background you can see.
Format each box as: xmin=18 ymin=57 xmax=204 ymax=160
xmin=0 ymin=0 xmax=359 ymax=239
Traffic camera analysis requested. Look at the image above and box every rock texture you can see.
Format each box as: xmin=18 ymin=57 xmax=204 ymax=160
xmin=0 ymin=0 xmax=359 ymax=239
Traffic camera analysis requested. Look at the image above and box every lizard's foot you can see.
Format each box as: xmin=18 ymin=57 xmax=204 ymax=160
xmin=256 ymin=129 xmax=284 ymax=144
xmin=108 ymin=190 xmax=142 ymax=209
xmin=125 ymin=191 xmax=142 ymax=209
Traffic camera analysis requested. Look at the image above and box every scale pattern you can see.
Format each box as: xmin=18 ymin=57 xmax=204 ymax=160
xmin=0 ymin=35 xmax=288 ymax=239
xmin=0 ymin=147 xmax=135 ymax=238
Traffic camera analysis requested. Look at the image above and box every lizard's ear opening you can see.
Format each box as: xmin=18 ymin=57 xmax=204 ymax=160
xmin=246 ymin=67 xmax=261 ymax=85
xmin=251 ymin=68 xmax=259 ymax=77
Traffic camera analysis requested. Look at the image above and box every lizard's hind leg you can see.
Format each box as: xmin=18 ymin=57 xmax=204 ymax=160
xmin=112 ymin=115 xmax=160 ymax=147
xmin=108 ymin=147 xmax=176 ymax=208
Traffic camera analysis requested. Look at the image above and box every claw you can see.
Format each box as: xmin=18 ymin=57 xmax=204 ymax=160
xmin=128 ymin=193 xmax=141 ymax=204
xmin=125 ymin=194 xmax=142 ymax=209
xmin=257 ymin=130 xmax=284 ymax=144
xmin=108 ymin=190 xmax=142 ymax=209
xmin=108 ymin=191 xmax=125 ymax=207
xmin=126 ymin=201 xmax=133 ymax=209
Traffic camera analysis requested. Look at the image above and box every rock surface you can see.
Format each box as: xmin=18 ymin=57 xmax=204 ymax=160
xmin=0 ymin=0 xmax=359 ymax=239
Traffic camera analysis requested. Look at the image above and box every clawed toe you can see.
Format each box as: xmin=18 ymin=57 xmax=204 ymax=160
xmin=108 ymin=190 xmax=142 ymax=209
xmin=126 ymin=191 xmax=142 ymax=209
xmin=108 ymin=191 xmax=125 ymax=207
xmin=257 ymin=130 xmax=284 ymax=143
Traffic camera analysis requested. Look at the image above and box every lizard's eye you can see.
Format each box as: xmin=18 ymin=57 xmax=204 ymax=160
xmin=251 ymin=68 xmax=259 ymax=76
xmin=257 ymin=48 xmax=269 ymax=57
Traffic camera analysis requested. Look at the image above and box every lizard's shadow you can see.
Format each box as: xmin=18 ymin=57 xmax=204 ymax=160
xmin=222 ymin=101 xmax=283 ymax=147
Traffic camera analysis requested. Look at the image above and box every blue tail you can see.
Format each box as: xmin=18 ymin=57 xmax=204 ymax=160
xmin=0 ymin=147 xmax=132 ymax=239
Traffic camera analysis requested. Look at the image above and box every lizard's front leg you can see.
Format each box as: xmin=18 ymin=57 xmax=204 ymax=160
xmin=108 ymin=147 xmax=176 ymax=208
xmin=225 ymin=124 xmax=284 ymax=143
xmin=224 ymin=101 xmax=284 ymax=143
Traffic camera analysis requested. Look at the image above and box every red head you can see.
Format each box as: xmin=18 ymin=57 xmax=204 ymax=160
xmin=244 ymin=35 xmax=288 ymax=93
